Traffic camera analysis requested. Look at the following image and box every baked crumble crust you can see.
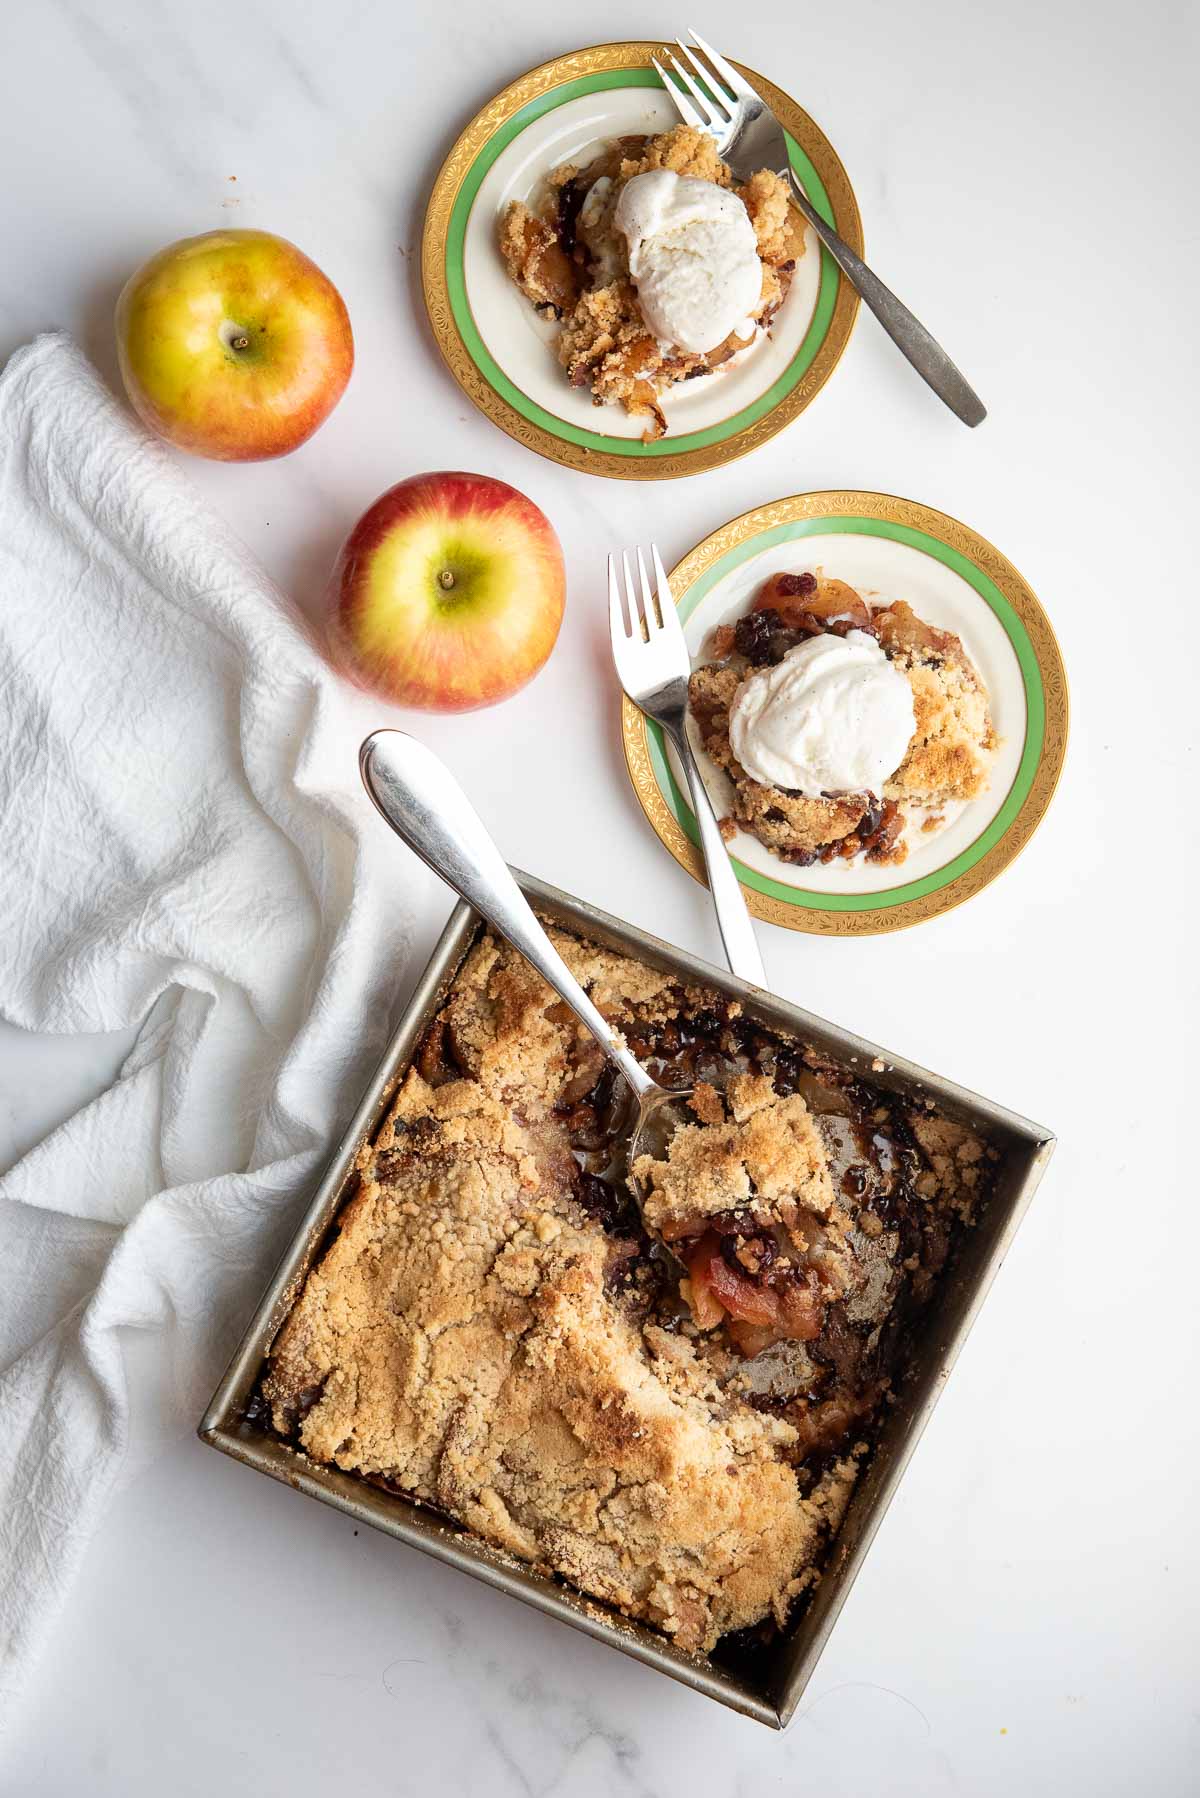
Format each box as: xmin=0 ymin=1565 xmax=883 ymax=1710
xmin=634 ymin=1073 xmax=836 ymax=1239
xmin=498 ymin=124 xmax=804 ymax=441
xmin=877 ymin=602 xmax=995 ymax=807
xmin=261 ymin=927 xmax=994 ymax=1656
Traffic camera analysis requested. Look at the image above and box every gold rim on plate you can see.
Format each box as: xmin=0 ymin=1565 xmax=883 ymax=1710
xmin=622 ymin=491 xmax=1070 ymax=934
xmin=421 ymin=42 xmax=863 ymax=480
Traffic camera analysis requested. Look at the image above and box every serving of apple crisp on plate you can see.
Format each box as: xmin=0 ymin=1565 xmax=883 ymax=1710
xmin=499 ymin=124 xmax=803 ymax=441
xmin=689 ymin=570 xmax=997 ymax=871
xmin=421 ymin=43 xmax=862 ymax=477
xmin=621 ymin=490 xmax=1067 ymax=933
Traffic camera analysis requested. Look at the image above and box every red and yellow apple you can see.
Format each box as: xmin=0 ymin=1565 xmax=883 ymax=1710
xmin=115 ymin=229 xmax=353 ymax=461
xmin=327 ymin=472 xmax=565 ymax=712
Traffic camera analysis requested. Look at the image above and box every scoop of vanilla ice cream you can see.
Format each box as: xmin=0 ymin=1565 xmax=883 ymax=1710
xmin=728 ymin=630 xmax=916 ymax=798
xmin=613 ymin=169 xmax=762 ymax=354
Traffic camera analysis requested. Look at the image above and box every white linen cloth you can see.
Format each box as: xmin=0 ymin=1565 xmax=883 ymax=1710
xmin=0 ymin=334 xmax=413 ymax=1725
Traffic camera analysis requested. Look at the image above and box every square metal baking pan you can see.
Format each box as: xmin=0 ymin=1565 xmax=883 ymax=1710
xmin=200 ymin=871 xmax=1055 ymax=1729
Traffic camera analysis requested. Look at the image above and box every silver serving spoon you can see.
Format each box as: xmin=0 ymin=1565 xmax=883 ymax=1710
xmin=359 ymin=729 xmax=691 ymax=1239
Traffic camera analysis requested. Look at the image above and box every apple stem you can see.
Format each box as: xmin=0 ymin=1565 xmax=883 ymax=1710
xmin=438 ymin=570 xmax=455 ymax=591
xmin=232 ymin=336 xmax=250 ymax=351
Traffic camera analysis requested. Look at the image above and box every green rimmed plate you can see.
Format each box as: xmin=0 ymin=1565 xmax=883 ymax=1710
xmin=421 ymin=42 xmax=862 ymax=480
xmin=622 ymin=492 xmax=1069 ymax=933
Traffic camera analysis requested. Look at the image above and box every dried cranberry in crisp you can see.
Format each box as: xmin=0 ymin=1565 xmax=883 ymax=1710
xmin=709 ymin=1207 xmax=755 ymax=1237
xmin=733 ymin=608 xmax=804 ymax=667
xmin=556 ymin=176 xmax=587 ymax=259
xmin=862 ymin=799 xmax=903 ymax=862
xmin=576 ymin=1171 xmax=624 ymax=1227
xmin=776 ymin=571 xmax=818 ymax=598
xmin=709 ymin=1208 xmax=778 ymax=1281
xmin=857 ymin=801 xmax=885 ymax=840
xmin=732 ymin=1231 xmax=778 ymax=1278
xmin=733 ymin=609 xmax=775 ymax=665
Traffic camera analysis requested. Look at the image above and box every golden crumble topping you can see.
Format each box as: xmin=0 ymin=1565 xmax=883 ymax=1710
xmin=260 ymin=926 xmax=995 ymax=1656
xmin=635 ymin=122 xmax=731 ymax=184
xmin=634 ymin=1074 xmax=836 ymax=1240
xmin=738 ymin=167 xmax=802 ymax=264
xmin=877 ymin=602 xmax=996 ymax=807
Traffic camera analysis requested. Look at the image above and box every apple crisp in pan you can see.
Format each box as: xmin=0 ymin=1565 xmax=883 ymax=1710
xmin=257 ymin=925 xmax=997 ymax=1657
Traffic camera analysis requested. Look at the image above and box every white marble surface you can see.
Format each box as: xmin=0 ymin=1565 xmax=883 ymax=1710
xmin=1 ymin=0 xmax=1196 ymax=1791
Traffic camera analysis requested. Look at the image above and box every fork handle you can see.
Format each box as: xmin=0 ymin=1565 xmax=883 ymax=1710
xmin=786 ymin=173 xmax=986 ymax=429
xmin=665 ymin=721 xmax=766 ymax=988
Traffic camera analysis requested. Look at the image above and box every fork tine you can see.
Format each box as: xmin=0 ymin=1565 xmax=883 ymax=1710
xmin=620 ymin=550 xmax=646 ymax=642
xmin=652 ymin=56 xmax=704 ymax=131
xmin=634 ymin=546 xmax=661 ymax=632
xmin=673 ymin=40 xmax=734 ymax=122
xmin=650 ymin=544 xmax=674 ymax=624
xmin=658 ymin=50 xmax=713 ymax=129
xmin=662 ymin=47 xmax=728 ymax=130
xmin=686 ymin=29 xmax=748 ymax=101
xmin=607 ymin=552 xmax=629 ymax=641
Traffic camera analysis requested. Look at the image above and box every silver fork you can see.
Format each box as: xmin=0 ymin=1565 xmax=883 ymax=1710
xmin=609 ymin=545 xmax=765 ymax=987
xmin=655 ymin=31 xmax=986 ymax=429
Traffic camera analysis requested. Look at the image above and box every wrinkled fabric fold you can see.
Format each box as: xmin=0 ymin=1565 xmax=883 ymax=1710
xmin=0 ymin=334 xmax=411 ymax=1727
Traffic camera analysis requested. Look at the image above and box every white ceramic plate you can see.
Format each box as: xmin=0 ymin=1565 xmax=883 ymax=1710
xmin=463 ymin=89 xmax=823 ymax=442
xmin=622 ymin=492 xmax=1069 ymax=933
xmin=422 ymin=43 xmax=862 ymax=479
xmin=674 ymin=532 xmax=1026 ymax=895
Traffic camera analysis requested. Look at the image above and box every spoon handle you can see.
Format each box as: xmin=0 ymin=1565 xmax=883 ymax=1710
xmin=360 ymin=730 xmax=657 ymax=1101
